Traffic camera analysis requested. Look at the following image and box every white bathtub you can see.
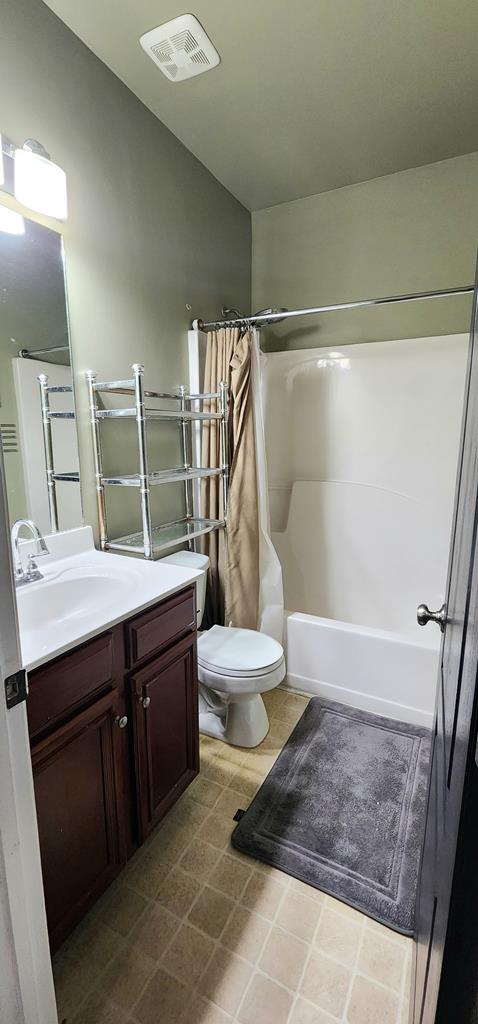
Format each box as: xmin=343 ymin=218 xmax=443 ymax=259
xmin=283 ymin=611 xmax=439 ymax=728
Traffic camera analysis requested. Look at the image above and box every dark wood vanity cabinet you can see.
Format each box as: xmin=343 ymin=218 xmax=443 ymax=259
xmin=27 ymin=585 xmax=198 ymax=951
xmin=131 ymin=633 xmax=199 ymax=840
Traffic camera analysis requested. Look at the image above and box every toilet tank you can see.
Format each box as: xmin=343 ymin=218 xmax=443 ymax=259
xmin=159 ymin=550 xmax=209 ymax=627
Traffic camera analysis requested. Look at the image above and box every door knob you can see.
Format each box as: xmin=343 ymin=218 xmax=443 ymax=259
xmin=114 ymin=714 xmax=128 ymax=729
xmin=140 ymin=696 xmax=151 ymax=709
xmin=417 ymin=602 xmax=447 ymax=632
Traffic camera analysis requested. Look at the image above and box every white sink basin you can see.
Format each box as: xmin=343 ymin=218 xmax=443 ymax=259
xmin=17 ymin=569 xmax=130 ymax=634
xmin=16 ymin=528 xmax=202 ymax=671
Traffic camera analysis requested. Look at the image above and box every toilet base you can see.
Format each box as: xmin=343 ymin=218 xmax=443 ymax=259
xmin=199 ymin=694 xmax=270 ymax=748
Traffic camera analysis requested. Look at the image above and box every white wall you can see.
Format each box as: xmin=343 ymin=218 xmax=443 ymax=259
xmin=262 ymin=334 xmax=468 ymax=640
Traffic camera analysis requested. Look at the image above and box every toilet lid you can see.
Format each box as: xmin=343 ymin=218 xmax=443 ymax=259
xmin=198 ymin=625 xmax=284 ymax=678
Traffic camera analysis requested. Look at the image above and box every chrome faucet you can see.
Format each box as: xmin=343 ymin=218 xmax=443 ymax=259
xmin=11 ymin=519 xmax=50 ymax=586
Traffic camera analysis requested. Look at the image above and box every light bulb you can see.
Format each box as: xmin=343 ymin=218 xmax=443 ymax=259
xmin=14 ymin=141 xmax=67 ymax=220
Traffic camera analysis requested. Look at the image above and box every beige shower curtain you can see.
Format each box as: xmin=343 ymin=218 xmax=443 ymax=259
xmin=201 ymin=327 xmax=259 ymax=629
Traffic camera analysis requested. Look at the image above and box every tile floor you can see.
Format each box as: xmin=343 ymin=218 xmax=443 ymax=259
xmin=54 ymin=687 xmax=412 ymax=1024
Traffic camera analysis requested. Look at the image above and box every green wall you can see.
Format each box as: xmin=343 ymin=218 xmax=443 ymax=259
xmin=0 ymin=0 xmax=251 ymax=539
xmin=252 ymin=153 xmax=478 ymax=351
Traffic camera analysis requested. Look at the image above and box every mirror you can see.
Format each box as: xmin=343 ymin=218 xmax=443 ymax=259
xmin=0 ymin=209 xmax=82 ymax=533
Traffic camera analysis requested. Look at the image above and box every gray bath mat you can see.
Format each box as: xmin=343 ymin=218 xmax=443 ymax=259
xmin=231 ymin=696 xmax=431 ymax=934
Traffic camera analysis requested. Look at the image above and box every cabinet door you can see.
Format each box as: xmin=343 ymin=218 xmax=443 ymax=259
xmin=31 ymin=690 xmax=127 ymax=951
xmin=131 ymin=633 xmax=199 ymax=841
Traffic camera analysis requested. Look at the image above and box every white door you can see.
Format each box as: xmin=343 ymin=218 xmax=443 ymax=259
xmin=0 ymin=455 xmax=57 ymax=1024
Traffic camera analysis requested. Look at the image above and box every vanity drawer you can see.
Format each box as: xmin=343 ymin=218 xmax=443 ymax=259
xmin=28 ymin=631 xmax=120 ymax=740
xmin=126 ymin=586 xmax=196 ymax=669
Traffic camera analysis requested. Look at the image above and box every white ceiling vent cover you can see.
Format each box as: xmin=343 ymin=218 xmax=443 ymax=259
xmin=140 ymin=14 xmax=220 ymax=82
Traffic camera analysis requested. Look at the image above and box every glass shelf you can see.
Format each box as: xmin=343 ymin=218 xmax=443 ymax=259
xmin=96 ymin=407 xmax=221 ymax=421
xmin=93 ymin=379 xmax=220 ymax=402
xmin=52 ymin=472 xmax=80 ymax=482
xmin=101 ymin=467 xmax=222 ymax=487
xmin=108 ymin=517 xmax=224 ymax=557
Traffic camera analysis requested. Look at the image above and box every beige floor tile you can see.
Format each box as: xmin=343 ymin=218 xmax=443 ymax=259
xmin=397 ymin=996 xmax=411 ymax=1024
xmin=62 ymin=915 xmax=120 ymax=973
xmin=259 ymin=926 xmax=309 ymax=991
xmin=272 ymin=697 xmax=307 ymax=727
xmin=288 ymin=878 xmax=325 ymax=904
xmin=242 ymin=751 xmax=277 ymax=777
xmin=238 ymin=972 xmax=294 ymax=1024
xmin=358 ymin=929 xmax=406 ymax=992
xmin=276 ymin=890 xmax=323 ymax=943
xmin=214 ymin=788 xmax=248 ymax=819
xmin=101 ymin=945 xmax=156 ymax=1010
xmin=215 ymin=743 xmax=249 ymax=766
xmin=240 ymin=869 xmax=286 ymax=920
xmin=210 ymin=853 xmax=252 ymax=899
xmin=183 ymin=993 xmax=234 ymax=1023
xmin=170 ymin=796 xmax=212 ymax=829
xmin=347 ymin=974 xmax=400 ymax=1023
xmin=259 ymin=730 xmax=285 ymax=753
xmin=189 ymin=775 xmax=224 ymax=809
xmin=161 ymin=922 xmax=215 ymax=987
xmin=198 ymin=812 xmax=235 ymax=850
xmin=53 ymin=948 xmax=98 ymax=1022
xmin=70 ymin=991 xmax=130 ymax=1024
xmin=200 ymin=736 xmax=224 ymax=755
xmin=148 ymin=822 xmax=190 ymax=865
xmin=155 ymin=866 xmax=203 ymax=918
xmin=204 ymin=758 xmax=239 ymax=787
xmin=228 ymin=766 xmax=263 ymax=798
xmin=324 ymin=895 xmax=366 ymax=927
xmin=199 ymin=747 xmax=222 ymax=771
xmin=121 ymin=848 xmax=171 ymax=899
xmin=199 ymin=946 xmax=253 ymax=1015
xmin=94 ymin=884 xmax=150 ymax=937
xmin=134 ymin=967 xmax=190 ymax=1024
xmin=365 ymin=917 xmax=412 ymax=951
xmin=179 ymin=838 xmax=221 ymax=880
xmin=130 ymin=903 xmax=180 ymax=960
xmin=188 ymin=885 xmax=235 ymax=938
xmin=225 ymin=841 xmax=254 ymax=866
xmin=263 ymin=688 xmax=288 ymax=714
xmin=221 ymin=905 xmax=271 ymax=962
xmin=314 ymin=907 xmax=363 ymax=967
xmin=267 ymin=719 xmax=295 ymax=744
xmin=289 ymin=997 xmax=337 ymax=1023
xmin=300 ymin=949 xmax=351 ymax=1018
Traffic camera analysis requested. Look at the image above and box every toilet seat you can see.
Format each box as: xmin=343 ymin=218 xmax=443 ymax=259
xmin=198 ymin=624 xmax=284 ymax=677
xmin=198 ymin=625 xmax=285 ymax=696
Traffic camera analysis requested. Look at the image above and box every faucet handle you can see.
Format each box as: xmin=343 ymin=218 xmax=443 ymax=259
xmin=34 ymin=544 xmax=49 ymax=557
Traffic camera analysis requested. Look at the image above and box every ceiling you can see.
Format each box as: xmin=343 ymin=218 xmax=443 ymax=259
xmin=43 ymin=0 xmax=478 ymax=211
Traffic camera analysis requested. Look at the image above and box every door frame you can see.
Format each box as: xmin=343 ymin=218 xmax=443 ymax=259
xmin=0 ymin=455 xmax=57 ymax=1024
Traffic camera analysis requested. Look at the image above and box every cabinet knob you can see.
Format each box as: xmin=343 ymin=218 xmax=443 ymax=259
xmin=140 ymin=696 xmax=151 ymax=709
xmin=114 ymin=714 xmax=128 ymax=729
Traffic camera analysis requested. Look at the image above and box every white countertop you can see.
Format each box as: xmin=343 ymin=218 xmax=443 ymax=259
xmin=16 ymin=527 xmax=202 ymax=672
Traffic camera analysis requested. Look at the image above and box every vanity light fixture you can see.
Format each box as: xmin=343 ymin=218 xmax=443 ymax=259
xmin=14 ymin=139 xmax=67 ymax=221
xmin=0 ymin=202 xmax=25 ymax=235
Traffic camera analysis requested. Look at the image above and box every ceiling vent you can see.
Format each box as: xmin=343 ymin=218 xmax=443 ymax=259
xmin=139 ymin=14 xmax=220 ymax=83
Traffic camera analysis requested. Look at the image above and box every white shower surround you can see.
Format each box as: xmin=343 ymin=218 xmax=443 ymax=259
xmin=262 ymin=333 xmax=469 ymax=726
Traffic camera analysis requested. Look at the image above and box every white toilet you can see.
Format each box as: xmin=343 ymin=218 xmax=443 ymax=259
xmin=160 ymin=550 xmax=286 ymax=747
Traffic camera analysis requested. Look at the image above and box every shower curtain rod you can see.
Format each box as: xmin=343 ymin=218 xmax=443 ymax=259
xmin=193 ymin=284 xmax=474 ymax=332
xmin=19 ymin=344 xmax=70 ymax=359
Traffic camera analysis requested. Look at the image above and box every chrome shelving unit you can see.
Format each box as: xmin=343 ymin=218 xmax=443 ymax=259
xmin=38 ymin=374 xmax=80 ymax=532
xmin=86 ymin=363 xmax=229 ymax=560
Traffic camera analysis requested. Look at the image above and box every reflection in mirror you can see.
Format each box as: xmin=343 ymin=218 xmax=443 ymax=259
xmin=0 ymin=209 xmax=82 ymax=532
